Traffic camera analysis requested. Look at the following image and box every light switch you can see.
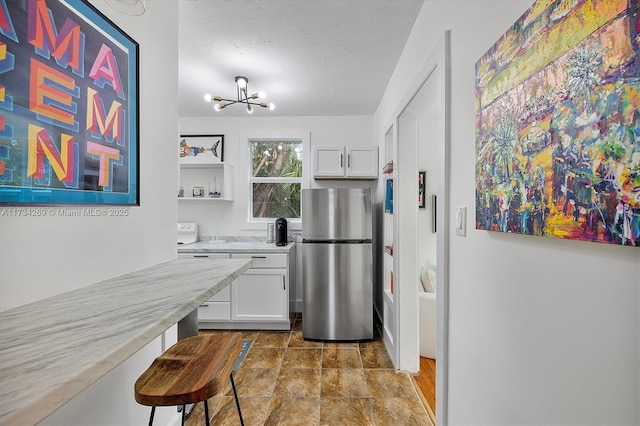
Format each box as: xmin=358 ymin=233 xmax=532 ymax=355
xmin=455 ymin=207 xmax=466 ymax=236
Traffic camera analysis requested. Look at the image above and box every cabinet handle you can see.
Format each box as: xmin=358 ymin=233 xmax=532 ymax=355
xmin=199 ymin=304 xmax=207 ymax=308
xmin=340 ymin=153 xmax=343 ymax=167
xmin=283 ymin=275 xmax=286 ymax=290
xmin=348 ymin=153 xmax=351 ymax=168
xmin=251 ymin=256 xmax=267 ymax=259
xmin=194 ymin=255 xmax=209 ymax=258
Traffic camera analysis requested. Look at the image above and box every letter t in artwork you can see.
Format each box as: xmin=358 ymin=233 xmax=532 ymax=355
xmin=86 ymin=141 xmax=121 ymax=188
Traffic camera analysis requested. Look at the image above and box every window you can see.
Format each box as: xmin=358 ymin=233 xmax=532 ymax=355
xmin=250 ymin=140 xmax=302 ymax=220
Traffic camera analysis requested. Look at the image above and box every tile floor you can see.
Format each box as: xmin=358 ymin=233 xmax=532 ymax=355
xmin=185 ymin=313 xmax=432 ymax=426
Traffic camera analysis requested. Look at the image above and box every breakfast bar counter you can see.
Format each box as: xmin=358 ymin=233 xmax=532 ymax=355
xmin=0 ymin=258 xmax=252 ymax=425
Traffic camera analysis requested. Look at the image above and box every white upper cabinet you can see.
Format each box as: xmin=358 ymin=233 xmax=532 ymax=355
xmin=312 ymin=146 xmax=378 ymax=179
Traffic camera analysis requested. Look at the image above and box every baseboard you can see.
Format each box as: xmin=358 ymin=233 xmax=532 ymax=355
xmin=412 ymin=376 xmax=436 ymax=425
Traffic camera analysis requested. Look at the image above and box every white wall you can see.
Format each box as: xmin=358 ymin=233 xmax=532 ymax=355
xmin=417 ymin=96 xmax=438 ymax=266
xmin=0 ymin=2 xmax=181 ymax=424
xmin=374 ymin=1 xmax=640 ymax=425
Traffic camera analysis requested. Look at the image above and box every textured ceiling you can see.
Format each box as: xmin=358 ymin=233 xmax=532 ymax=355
xmin=178 ymin=0 xmax=424 ymax=117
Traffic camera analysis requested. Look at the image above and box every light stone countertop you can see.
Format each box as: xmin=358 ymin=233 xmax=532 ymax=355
xmin=0 ymin=258 xmax=252 ymax=426
xmin=178 ymin=240 xmax=296 ymax=254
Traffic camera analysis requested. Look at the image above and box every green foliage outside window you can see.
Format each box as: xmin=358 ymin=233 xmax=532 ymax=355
xmin=250 ymin=141 xmax=302 ymax=219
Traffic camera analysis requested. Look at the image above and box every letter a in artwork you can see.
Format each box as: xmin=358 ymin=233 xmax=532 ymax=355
xmin=89 ymin=44 xmax=124 ymax=100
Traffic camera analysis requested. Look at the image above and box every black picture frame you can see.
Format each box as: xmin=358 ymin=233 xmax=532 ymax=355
xmin=179 ymin=135 xmax=224 ymax=164
xmin=432 ymin=194 xmax=437 ymax=233
xmin=418 ymin=171 xmax=426 ymax=208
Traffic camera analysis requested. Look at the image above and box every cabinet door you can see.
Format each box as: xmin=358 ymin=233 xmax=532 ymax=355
xmin=312 ymin=146 xmax=345 ymax=178
xmin=346 ymin=146 xmax=378 ymax=178
xmin=231 ymin=269 xmax=288 ymax=322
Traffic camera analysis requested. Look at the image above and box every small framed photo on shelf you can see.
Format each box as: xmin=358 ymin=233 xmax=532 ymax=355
xmin=179 ymin=135 xmax=224 ymax=165
xmin=418 ymin=171 xmax=426 ymax=208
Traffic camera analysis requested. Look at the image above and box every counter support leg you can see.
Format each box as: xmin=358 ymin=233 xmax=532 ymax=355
xmin=178 ymin=308 xmax=198 ymax=340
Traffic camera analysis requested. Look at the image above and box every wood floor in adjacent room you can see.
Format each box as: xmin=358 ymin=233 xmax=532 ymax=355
xmin=413 ymin=357 xmax=436 ymax=424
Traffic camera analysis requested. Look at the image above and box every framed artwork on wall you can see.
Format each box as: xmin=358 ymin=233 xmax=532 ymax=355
xmin=474 ymin=0 xmax=639 ymax=247
xmin=418 ymin=171 xmax=426 ymax=208
xmin=179 ymin=135 xmax=224 ymax=165
xmin=0 ymin=0 xmax=139 ymax=206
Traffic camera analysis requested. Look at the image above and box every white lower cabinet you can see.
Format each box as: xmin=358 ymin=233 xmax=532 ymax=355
xmin=178 ymin=250 xmax=293 ymax=330
xmin=198 ymin=285 xmax=231 ymax=321
xmin=228 ymin=253 xmax=291 ymax=329
xmin=231 ymin=269 xmax=287 ymax=322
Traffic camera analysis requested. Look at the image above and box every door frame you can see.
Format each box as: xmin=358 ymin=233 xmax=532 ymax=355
xmin=392 ymin=31 xmax=450 ymax=424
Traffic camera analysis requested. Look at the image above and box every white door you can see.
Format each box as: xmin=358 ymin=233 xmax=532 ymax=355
xmin=231 ymin=269 xmax=288 ymax=322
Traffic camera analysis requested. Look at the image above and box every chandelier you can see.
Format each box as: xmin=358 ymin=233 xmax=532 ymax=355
xmin=204 ymin=76 xmax=275 ymax=113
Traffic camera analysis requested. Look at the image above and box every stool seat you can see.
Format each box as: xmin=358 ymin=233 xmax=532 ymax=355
xmin=135 ymin=333 xmax=242 ymax=407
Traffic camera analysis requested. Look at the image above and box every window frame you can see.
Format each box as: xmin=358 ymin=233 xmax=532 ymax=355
xmin=247 ymin=138 xmax=303 ymax=225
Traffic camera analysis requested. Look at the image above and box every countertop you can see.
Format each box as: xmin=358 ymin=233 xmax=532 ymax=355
xmin=178 ymin=240 xmax=296 ymax=254
xmin=0 ymin=258 xmax=252 ymax=425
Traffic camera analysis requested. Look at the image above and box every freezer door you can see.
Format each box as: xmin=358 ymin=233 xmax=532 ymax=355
xmin=302 ymin=188 xmax=372 ymax=240
xmin=302 ymin=242 xmax=373 ymax=340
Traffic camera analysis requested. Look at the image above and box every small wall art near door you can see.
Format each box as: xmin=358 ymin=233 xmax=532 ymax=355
xmin=0 ymin=0 xmax=139 ymax=206
xmin=474 ymin=0 xmax=639 ymax=247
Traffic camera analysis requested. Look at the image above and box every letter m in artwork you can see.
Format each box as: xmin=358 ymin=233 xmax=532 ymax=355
xmin=28 ymin=0 xmax=85 ymax=76
xmin=87 ymin=88 xmax=124 ymax=146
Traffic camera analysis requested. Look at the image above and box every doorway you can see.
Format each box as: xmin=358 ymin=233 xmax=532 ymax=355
xmin=393 ymin=31 xmax=450 ymax=425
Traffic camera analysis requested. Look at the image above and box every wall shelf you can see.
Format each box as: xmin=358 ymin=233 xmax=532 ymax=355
xmin=382 ymin=126 xmax=396 ymax=366
xmin=178 ymin=197 xmax=233 ymax=202
xmin=179 ymin=162 xmax=234 ymax=202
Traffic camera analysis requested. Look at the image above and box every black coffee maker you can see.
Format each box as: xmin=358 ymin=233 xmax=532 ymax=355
xmin=275 ymin=217 xmax=288 ymax=246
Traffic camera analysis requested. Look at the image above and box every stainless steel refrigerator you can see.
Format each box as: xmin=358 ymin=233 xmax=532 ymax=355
xmin=302 ymin=188 xmax=373 ymax=340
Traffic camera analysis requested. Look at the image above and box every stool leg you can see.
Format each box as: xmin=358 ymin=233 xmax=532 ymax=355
xmin=204 ymin=399 xmax=210 ymax=426
xmin=230 ymin=373 xmax=244 ymax=426
xmin=181 ymin=404 xmax=186 ymax=426
xmin=148 ymin=406 xmax=155 ymax=426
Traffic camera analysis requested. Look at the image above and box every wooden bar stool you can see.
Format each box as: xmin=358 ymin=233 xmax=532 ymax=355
xmin=135 ymin=333 xmax=244 ymax=426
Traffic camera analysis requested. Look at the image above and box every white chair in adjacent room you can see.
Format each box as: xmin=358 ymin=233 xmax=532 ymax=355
xmin=418 ymin=261 xmax=436 ymax=359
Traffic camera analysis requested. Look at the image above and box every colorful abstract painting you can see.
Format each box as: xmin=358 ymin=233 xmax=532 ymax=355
xmin=0 ymin=0 xmax=139 ymax=205
xmin=475 ymin=0 xmax=639 ymax=247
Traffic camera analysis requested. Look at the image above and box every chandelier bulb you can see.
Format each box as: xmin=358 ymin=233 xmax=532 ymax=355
xmin=213 ymin=103 xmax=220 ymax=111
xmin=257 ymin=90 xmax=266 ymax=99
xmin=204 ymin=93 xmax=212 ymax=102
xmin=235 ymin=76 xmax=248 ymax=89
xmin=269 ymin=103 xmax=275 ymax=111
xmin=247 ymin=104 xmax=253 ymax=113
